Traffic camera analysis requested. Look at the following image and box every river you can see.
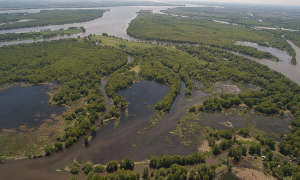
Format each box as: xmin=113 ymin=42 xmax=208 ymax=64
xmin=236 ymin=41 xmax=300 ymax=85
xmin=0 ymin=6 xmax=173 ymax=47
xmin=0 ymin=81 xmax=209 ymax=180
xmin=0 ymin=5 xmax=300 ymax=179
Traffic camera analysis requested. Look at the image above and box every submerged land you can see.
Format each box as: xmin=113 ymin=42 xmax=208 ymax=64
xmin=0 ymin=2 xmax=300 ymax=180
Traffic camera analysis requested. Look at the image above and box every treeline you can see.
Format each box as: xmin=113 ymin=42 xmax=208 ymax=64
xmin=178 ymin=45 xmax=300 ymax=179
xmin=69 ymin=153 xmax=215 ymax=180
xmin=0 ymin=27 xmax=85 ymax=42
xmin=137 ymin=47 xmax=203 ymax=112
xmin=0 ymin=39 xmax=128 ymax=155
xmin=127 ymin=13 xmax=295 ymax=63
xmin=149 ymin=153 xmax=206 ymax=169
xmin=105 ymin=69 xmax=138 ymax=112
xmin=0 ymin=10 xmax=106 ymax=30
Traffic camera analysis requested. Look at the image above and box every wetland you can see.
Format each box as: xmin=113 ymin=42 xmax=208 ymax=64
xmin=0 ymin=3 xmax=300 ymax=180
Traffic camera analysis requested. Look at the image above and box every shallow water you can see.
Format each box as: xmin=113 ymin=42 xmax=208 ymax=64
xmin=0 ymin=81 xmax=210 ymax=180
xmin=198 ymin=111 xmax=291 ymax=135
xmin=118 ymin=80 xmax=169 ymax=122
xmin=0 ymin=84 xmax=64 ymax=130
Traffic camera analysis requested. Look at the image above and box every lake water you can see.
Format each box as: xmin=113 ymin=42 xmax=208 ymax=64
xmin=118 ymin=80 xmax=169 ymax=122
xmin=0 ymin=84 xmax=64 ymax=130
xmin=236 ymin=41 xmax=300 ymax=85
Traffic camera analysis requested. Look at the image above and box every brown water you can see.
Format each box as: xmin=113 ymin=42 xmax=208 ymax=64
xmin=0 ymin=84 xmax=64 ymax=130
xmin=198 ymin=111 xmax=291 ymax=135
xmin=0 ymin=6 xmax=173 ymax=47
xmin=0 ymin=81 xmax=208 ymax=180
xmin=235 ymin=41 xmax=300 ymax=85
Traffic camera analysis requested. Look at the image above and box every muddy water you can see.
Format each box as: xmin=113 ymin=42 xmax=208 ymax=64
xmin=0 ymin=6 xmax=173 ymax=47
xmin=0 ymin=81 xmax=208 ymax=180
xmin=198 ymin=111 xmax=291 ymax=135
xmin=0 ymin=84 xmax=64 ymax=130
xmin=235 ymin=41 xmax=292 ymax=62
xmin=235 ymin=41 xmax=300 ymax=85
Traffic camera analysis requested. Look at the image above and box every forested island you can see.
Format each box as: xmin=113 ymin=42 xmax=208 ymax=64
xmin=0 ymin=27 xmax=85 ymax=42
xmin=0 ymin=3 xmax=300 ymax=180
xmin=128 ymin=7 xmax=300 ymax=64
xmin=0 ymin=9 xmax=106 ymax=30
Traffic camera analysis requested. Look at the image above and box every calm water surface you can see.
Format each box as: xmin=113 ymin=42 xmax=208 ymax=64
xmin=0 ymin=85 xmax=64 ymax=130
xmin=236 ymin=41 xmax=300 ymax=85
xmin=198 ymin=112 xmax=291 ymax=135
xmin=0 ymin=6 xmax=173 ymax=47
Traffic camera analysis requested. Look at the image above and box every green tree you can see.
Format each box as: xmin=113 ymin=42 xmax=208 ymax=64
xmin=106 ymin=160 xmax=118 ymax=173
xmin=82 ymin=161 xmax=94 ymax=174
xmin=120 ymin=158 xmax=135 ymax=170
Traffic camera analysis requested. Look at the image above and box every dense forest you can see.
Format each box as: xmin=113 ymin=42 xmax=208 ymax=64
xmin=0 ymin=9 xmax=106 ymax=30
xmin=163 ymin=6 xmax=300 ymax=30
xmin=0 ymin=27 xmax=85 ymax=42
xmin=127 ymin=12 xmax=297 ymax=64
xmin=0 ymin=38 xmax=128 ymax=155
xmin=0 ymin=0 xmax=173 ymax=10
xmin=0 ymin=28 xmax=299 ymax=179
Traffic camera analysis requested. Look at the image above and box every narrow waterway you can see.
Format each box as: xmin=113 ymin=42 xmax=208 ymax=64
xmin=235 ymin=41 xmax=300 ymax=85
xmin=0 ymin=81 xmax=208 ymax=180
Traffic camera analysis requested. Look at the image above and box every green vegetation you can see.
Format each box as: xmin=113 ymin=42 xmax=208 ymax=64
xmin=106 ymin=161 xmax=119 ymax=173
xmin=149 ymin=153 xmax=205 ymax=169
xmin=68 ymin=155 xmax=215 ymax=180
xmin=127 ymin=12 xmax=296 ymax=63
xmin=0 ymin=26 xmax=300 ymax=179
xmin=0 ymin=9 xmax=106 ymax=30
xmin=164 ymin=6 xmax=300 ymax=29
xmin=0 ymin=1 xmax=172 ymax=10
xmin=0 ymin=38 xmax=128 ymax=157
xmin=0 ymin=27 xmax=85 ymax=42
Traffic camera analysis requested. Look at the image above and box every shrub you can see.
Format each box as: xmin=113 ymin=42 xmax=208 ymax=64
xmin=82 ymin=161 xmax=94 ymax=174
xmin=106 ymin=160 xmax=118 ymax=173
xmin=94 ymin=164 xmax=105 ymax=173
xmin=120 ymin=158 xmax=135 ymax=170
xmin=70 ymin=160 xmax=80 ymax=174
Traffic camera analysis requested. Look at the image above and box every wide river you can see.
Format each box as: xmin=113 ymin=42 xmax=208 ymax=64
xmin=0 ymin=5 xmax=299 ymax=180
xmin=0 ymin=6 xmax=174 ymax=47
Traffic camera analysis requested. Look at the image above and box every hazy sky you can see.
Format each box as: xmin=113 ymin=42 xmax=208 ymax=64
xmin=198 ymin=0 xmax=300 ymax=6
xmin=1 ymin=0 xmax=300 ymax=6
xmin=163 ymin=0 xmax=300 ymax=6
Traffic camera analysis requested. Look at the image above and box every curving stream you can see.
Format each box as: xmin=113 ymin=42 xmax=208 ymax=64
xmin=0 ymin=81 xmax=209 ymax=180
xmin=0 ymin=5 xmax=300 ymax=180
xmin=236 ymin=41 xmax=300 ymax=85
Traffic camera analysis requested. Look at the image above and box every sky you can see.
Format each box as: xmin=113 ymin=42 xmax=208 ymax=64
xmin=1 ymin=0 xmax=300 ymax=6
xmin=163 ymin=0 xmax=300 ymax=6
xmin=201 ymin=0 xmax=300 ymax=6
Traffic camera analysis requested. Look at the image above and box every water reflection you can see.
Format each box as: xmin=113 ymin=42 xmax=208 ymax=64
xmin=0 ymin=84 xmax=64 ymax=130
xmin=0 ymin=6 xmax=174 ymax=47
xmin=236 ymin=41 xmax=300 ymax=85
